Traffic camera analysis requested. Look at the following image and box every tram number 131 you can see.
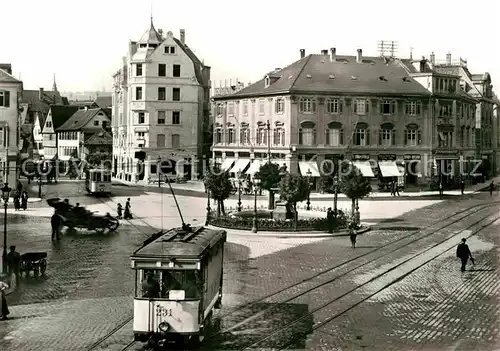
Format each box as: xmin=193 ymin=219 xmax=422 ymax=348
xmin=156 ymin=305 xmax=173 ymax=317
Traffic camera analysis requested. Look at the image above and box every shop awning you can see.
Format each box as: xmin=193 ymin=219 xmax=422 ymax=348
xmin=299 ymin=161 xmax=320 ymax=177
xmin=246 ymin=160 xmax=263 ymax=175
xmin=229 ymin=159 xmax=250 ymax=173
xmin=378 ymin=161 xmax=402 ymax=177
xmin=352 ymin=161 xmax=375 ymax=177
xmin=220 ymin=158 xmax=235 ymax=172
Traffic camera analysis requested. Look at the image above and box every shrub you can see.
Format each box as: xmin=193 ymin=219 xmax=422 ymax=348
xmin=207 ymin=212 xmax=347 ymax=232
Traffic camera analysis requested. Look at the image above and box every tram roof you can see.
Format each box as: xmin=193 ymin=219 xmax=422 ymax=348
xmin=131 ymin=226 xmax=226 ymax=260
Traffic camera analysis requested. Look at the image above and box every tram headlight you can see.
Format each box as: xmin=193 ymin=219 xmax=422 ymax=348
xmin=158 ymin=322 xmax=169 ymax=332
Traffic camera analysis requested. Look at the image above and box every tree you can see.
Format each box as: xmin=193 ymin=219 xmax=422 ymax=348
xmin=339 ymin=163 xmax=372 ymax=220
xmin=255 ymin=162 xmax=281 ymax=209
xmin=204 ymin=167 xmax=233 ymax=216
xmin=278 ymin=173 xmax=310 ymax=228
xmin=87 ymin=152 xmax=111 ymax=168
xmin=317 ymin=175 xmax=336 ymax=194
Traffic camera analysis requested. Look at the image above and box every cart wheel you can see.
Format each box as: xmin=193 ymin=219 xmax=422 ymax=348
xmin=40 ymin=259 xmax=47 ymax=275
xmin=34 ymin=266 xmax=39 ymax=276
xmin=107 ymin=218 xmax=119 ymax=231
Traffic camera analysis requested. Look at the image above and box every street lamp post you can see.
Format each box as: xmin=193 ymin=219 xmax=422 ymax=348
xmin=306 ymin=169 xmax=312 ymax=211
xmin=251 ymin=178 xmax=261 ymax=233
xmin=157 ymin=156 xmax=162 ymax=188
xmin=206 ymin=189 xmax=211 ymax=225
xmin=333 ymin=175 xmax=339 ymax=217
xmin=237 ymin=171 xmax=242 ymax=212
xmin=1 ymin=183 xmax=11 ymax=274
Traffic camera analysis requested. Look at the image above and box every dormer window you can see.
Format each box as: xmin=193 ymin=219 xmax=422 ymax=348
xmin=264 ymin=76 xmax=271 ymax=88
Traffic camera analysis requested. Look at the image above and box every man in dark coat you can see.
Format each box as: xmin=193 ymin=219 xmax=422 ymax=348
xmin=6 ymin=246 xmax=21 ymax=285
xmin=326 ymin=208 xmax=334 ymax=233
xmin=51 ymin=211 xmax=62 ymax=240
xmin=456 ymin=238 xmax=474 ymax=272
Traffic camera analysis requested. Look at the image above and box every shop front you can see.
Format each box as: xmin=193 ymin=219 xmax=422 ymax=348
xmin=403 ymin=154 xmax=422 ymax=185
xmin=351 ymin=154 xmax=375 ymax=178
xmin=377 ymin=154 xmax=404 ymax=188
xmin=433 ymin=150 xmax=460 ymax=188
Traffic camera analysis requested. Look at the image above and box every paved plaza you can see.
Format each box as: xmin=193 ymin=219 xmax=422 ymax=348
xmin=0 ymin=180 xmax=498 ymax=350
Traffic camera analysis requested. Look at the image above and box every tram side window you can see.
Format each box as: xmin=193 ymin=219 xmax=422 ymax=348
xmin=162 ymin=270 xmax=201 ymax=299
xmin=136 ymin=269 xmax=161 ymax=298
xmin=103 ymin=174 xmax=111 ymax=182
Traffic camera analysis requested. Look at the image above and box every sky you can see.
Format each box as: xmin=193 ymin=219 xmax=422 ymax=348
xmin=1 ymin=0 xmax=499 ymax=93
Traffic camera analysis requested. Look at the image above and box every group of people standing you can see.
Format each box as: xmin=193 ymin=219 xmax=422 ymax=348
xmin=12 ymin=182 xmax=29 ymax=211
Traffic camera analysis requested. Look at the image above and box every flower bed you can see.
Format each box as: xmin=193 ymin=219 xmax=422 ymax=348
xmin=230 ymin=210 xmax=273 ymax=219
xmin=207 ymin=211 xmax=347 ymax=232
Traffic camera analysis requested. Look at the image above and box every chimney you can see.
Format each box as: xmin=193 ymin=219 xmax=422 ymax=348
xmin=356 ymin=49 xmax=362 ymax=63
xmin=300 ymin=49 xmax=305 ymax=59
xmin=330 ymin=48 xmax=336 ymax=62
xmin=321 ymin=49 xmax=328 ymax=55
xmin=419 ymin=56 xmax=426 ymax=72
xmin=446 ymin=52 xmax=451 ymax=65
xmin=180 ymin=29 xmax=185 ymax=44
xmin=429 ymin=52 xmax=435 ymax=65
xmin=39 ymin=88 xmax=44 ymax=100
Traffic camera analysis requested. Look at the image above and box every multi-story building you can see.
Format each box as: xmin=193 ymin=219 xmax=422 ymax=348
xmin=212 ymin=48 xmax=478 ymax=188
xmin=55 ymin=108 xmax=112 ymax=161
xmin=0 ymin=63 xmax=22 ymax=184
xmin=112 ymin=22 xmax=210 ymax=182
xmin=433 ymin=53 xmax=496 ymax=178
xmin=41 ymin=105 xmax=80 ymax=161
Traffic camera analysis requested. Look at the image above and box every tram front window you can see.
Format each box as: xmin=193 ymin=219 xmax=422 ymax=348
xmin=93 ymin=172 xmax=102 ymax=182
xmin=136 ymin=269 xmax=201 ymax=299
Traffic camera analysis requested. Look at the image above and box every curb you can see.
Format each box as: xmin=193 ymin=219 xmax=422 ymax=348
xmin=206 ymin=224 xmax=371 ymax=238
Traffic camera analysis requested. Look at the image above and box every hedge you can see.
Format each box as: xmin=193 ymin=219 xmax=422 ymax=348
xmin=207 ymin=211 xmax=348 ymax=232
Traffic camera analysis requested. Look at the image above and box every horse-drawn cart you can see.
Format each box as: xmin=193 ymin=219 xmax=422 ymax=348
xmin=20 ymin=252 xmax=47 ymax=276
xmin=47 ymin=198 xmax=120 ymax=234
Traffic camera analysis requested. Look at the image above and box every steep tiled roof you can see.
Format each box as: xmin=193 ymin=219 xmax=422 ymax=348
xmin=57 ymin=108 xmax=105 ymax=131
xmin=93 ymin=96 xmax=112 ymax=108
xmin=225 ymin=55 xmax=431 ymax=99
xmin=22 ymin=90 xmax=65 ymax=113
xmin=0 ymin=67 xmax=21 ymax=83
xmin=173 ymin=38 xmax=208 ymax=87
xmin=138 ymin=21 xmax=162 ymax=44
xmin=46 ymin=105 xmax=80 ymax=131
xmin=84 ymin=129 xmax=112 ymax=145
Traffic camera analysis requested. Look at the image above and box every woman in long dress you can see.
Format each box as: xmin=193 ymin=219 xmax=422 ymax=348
xmin=0 ymin=277 xmax=10 ymax=320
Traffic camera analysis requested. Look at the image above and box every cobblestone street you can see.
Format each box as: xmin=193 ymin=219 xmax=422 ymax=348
xmin=0 ymin=180 xmax=498 ymax=350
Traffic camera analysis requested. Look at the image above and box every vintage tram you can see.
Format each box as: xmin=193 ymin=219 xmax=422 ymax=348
xmin=130 ymin=225 xmax=226 ymax=346
xmin=85 ymin=168 xmax=112 ymax=195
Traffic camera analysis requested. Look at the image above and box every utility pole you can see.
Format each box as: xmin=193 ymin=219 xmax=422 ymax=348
xmin=266 ymin=120 xmax=271 ymax=163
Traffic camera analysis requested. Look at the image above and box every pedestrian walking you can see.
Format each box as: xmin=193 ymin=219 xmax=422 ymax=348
xmin=51 ymin=211 xmax=62 ymax=240
xmin=489 ymin=181 xmax=494 ymax=196
xmin=124 ymin=198 xmax=132 ymax=219
xmin=117 ymin=203 xmax=123 ymax=219
xmin=6 ymin=246 xmax=21 ymax=286
xmin=21 ymin=191 xmax=28 ymax=210
xmin=456 ymin=238 xmax=474 ymax=272
xmin=394 ymin=182 xmax=400 ymax=196
xmin=0 ymin=277 xmax=10 ymax=320
xmin=439 ymin=183 xmax=443 ymax=197
xmin=326 ymin=207 xmax=334 ymax=233
xmin=348 ymin=218 xmax=358 ymax=249
xmin=460 ymin=180 xmax=465 ymax=195
xmin=13 ymin=192 xmax=20 ymax=211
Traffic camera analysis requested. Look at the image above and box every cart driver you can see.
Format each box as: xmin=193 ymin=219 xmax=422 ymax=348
xmin=142 ymin=271 xmax=160 ymax=298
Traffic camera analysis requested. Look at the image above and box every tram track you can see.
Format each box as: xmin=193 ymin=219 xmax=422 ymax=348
xmin=86 ymin=201 xmax=500 ymax=350
xmin=245 ymin=214 xmax=500 ymax=351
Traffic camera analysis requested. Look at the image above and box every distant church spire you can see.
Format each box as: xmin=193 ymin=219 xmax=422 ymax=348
xmin=52 ymin=73 xmax=58 ymax=92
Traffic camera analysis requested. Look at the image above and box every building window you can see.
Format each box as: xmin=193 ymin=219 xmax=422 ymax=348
xmin=466 ymin=128 xmax=470 ymax=147
xmin=354 ymin=128 xmax=369 ymax=146
xmin=273 ymin=128 xmax=285 ymax=146
xmin=173 ymin=65 xmax=181 ymax=77
xmin=438 ymin=131 xmax=453 ymax=147
xmin=165 ymin=46 xmax=175 ymax=54
xmin=135 ymin=87 xmax=142 ymax=100
xmin=157 ymin=111 xmax=166 ymax=124
xmin=227 ymin=103 xmax=234 ymax=116
xmin=326 ymin=128 xmax=343 ymax=146
xmin=439 ymin=104 xmax=452 ymax=117
xmin=404 ymin=128 xmax=421 ymax=146
xmin=240 ymin=127 xmax=250 ymax=145
xmin=0 ymin=91 xmax=10 ymax=107
xmin=157 ymin=134 xmax=165 ymax=147
xmin=94 ymin=120 xmax=99 ymax=126
xmin=354 ymin=99 xmax=369 ymax=115
xmin=299 ymin=98 xmax=316 ymax=113
xmin=327 ymin=99 xmax=342 ymax=114
xmin=158 ymin=64 xmax=166 ymax=77
xmin=275 ymin=98 xmax=284 ymax=114
xmin=379 ymin=127 xmax=395 ymax=146
xmin=460 ymin=126 xmax=465 ymax=147
xmin=216 ymin=104 xmax=223 ymax=115
xmin=158 ymin=87 xmax=166 ymax=100
xmin=406 ymin=101 xmax=421 ymax=116
xmin=172 ymin=111 xmax=180 ymax=125
xmin=242 ymin=101 xmax=248 ymax=115
xmin=299 ymin=128 xmax=316 ymax=146
xmin=136 ymin=132 xmax=145 ymax=138
xmin=172 ymin=88 xmax=180 ymax=101
xmin=256 ymin=127 xmax=268 ymax=145
xmin=138 ymin=112 xmax=145 ymax=124
xmin=172 ymin=134 xmax=180 ymax=148
xmin=227 ymin=128 xmax=235 ymax=144
xmin=215 ymin=128 xmax=223 ymax=143
xmin=136 ymin=64 xmax=143 ymax=76
xmin=380 ymin=100 xmax=396 ymax=115
xmin=258 ymin=99 xmax=265 ymax=115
